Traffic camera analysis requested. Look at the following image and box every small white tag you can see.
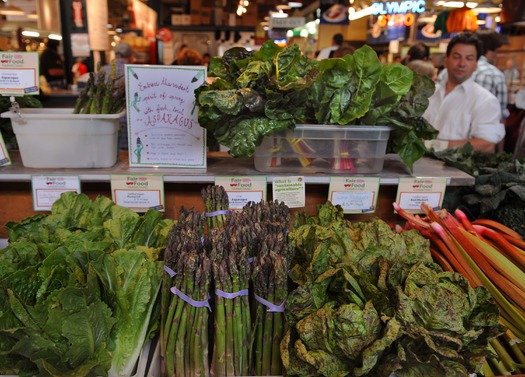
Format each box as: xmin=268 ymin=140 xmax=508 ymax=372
xmin=424 ymin=139 xmax=449 ymax=152
xmin=111 ymin=175 xmax=165 ymax=212
xmin=32 ymin=176 xmax=81 ymax=211
xmin=272 ymin=176 xmax=305 ymax=208
xmin=215 ymin=176 xmax=267 ymax=210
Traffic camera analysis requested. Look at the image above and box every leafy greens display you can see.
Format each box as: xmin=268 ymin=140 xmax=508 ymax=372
xmin=195 ymin=41 xmax=438 ymax=169
xmin=0 ymin=192 xmax=174 ymax=377
xmin=282 ymin=203 xmax=502 ymax=377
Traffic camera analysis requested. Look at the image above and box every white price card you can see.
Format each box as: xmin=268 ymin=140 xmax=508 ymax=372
xmin=125 ymin=64 xmax=207 ymax=169
xmin=111 ymin=175 xmax=164 ymax=212
xmin=0 ymin=52 xmax=39 ymax=95
xmin=328 ymin=177 xmax=380 ymax=213
xmin=215 ymin=176 xmax=267 ymax=210
xmin=31 ymin=176 xmax=81 ymax=211
xmin=0 ymin=134 xmax=10 ymax=166
xmin=272 ymin=176 xmax=305 ymax=209
xmin=395 ymin=177 xmax=448 ymax=214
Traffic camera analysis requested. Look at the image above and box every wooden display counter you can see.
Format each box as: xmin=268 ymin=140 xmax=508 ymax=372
xmin=0 ymin=151 xmax=474 ymax=239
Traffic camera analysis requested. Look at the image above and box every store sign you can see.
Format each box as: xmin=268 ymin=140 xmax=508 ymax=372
xmin=31 ymin=176 xmax=81 ymax=211
xmin=370 ymin=0 xmax=426 ymax=15
xmin=395 ymin=177 xmax=447 ymax=214
xmin=111 ymin=174 xmax=165 ymax=212
xmin=0 ymin=135 xmax=10 ymax=166
xmin=269 ymin=17 xmax=306 ymax=29
xmin=215 ymin=176 xmax=267 ymax=210
xmin=328 ymin=177 xmax=380 ymax=214
xmin=0 ymin=52 xmax=39 ymax=96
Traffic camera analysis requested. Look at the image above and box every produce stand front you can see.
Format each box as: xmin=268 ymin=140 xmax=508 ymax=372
xmin=0 ymin=150 xmax=474 ymax=239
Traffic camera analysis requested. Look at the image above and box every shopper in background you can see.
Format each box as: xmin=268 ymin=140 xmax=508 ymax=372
xmin=438 ymin=29 xmax=508 ymax=120
xmin=173 ymin=47 xmax=203 ymax=65
xmin=423 ymin=32 xmax=504 ymax=154
xmin=71 ymin=57 xmax=88 ymax=84
xmin=316 ymin=33 xmax=344 ymax=60
xmin=40 ymin=39 xmax=65 ymax=89
xmin=407 ymin=59 xmax=436 ymax=81
xmin=202 ymin=53 xmax=211 ymax=67
xmin=402 ymin=42 xmax=430 ymax=64
xmin=332 ymin=42 xmax=355 ymax=58
xmin=105 ymin=42 xmax=134 ymax=83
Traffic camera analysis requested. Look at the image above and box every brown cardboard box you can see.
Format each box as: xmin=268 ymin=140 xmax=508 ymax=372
xmin=171 ymin=14 xmax=183 ymax=25
xmin=200 ymin=7 xmax=212 ymax=25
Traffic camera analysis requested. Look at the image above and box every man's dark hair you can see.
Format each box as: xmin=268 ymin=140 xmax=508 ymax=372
xmin=474 ymin=29 xmax=503 ymax=55
xmin=333 ymin=33 xmax=344 ymax=46
xmin=405 ymin=42 xmax=430 ymax=62
xmin=446 ymin=32 xmax=483 ymax=60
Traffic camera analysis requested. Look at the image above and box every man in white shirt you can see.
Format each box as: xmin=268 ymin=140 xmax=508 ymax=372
xmin=423 ymin=32 xmax=505 ymax=153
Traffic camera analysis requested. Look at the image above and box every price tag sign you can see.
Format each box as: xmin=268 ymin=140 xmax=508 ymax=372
xmin=0 ymin=135 xmax=10 ymax=166
xmin=31 ymin=176 xmax=81 ymax=211
xmin=126 ymin=65 xmax=207 ymax=168
xmin=328 ymin=177 xmax=380 ymax=213
xmin=272 ymin=176 xmax=305 ymax=208
xmin=111 ymin=175 xmax=164 ymax=212
xmin=395 ymin=177 xmax=448 ymax=214
xmin=215 ymin=176 xmax=267 ymax=210
xmin=0 ymin=52 xmax=39 ymax=95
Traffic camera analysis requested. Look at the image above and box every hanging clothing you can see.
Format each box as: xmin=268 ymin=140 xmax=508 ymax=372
xmin=446 ymin=7 xmax=479 ymax=32
xmin=434 ymin=10 xmax=449 ymax=34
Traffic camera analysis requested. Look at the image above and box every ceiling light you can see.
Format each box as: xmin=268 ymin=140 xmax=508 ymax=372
xmin=473 ymin=0 xmax=501 ymax=14
xmin=26 ymin=11 xmax=38 ymax=20
xmin=22 ymin=30 xmax=39 ymax=37
xmin=48 ymin=34 xmax=62 ymax=40
xmin=287 ymin=1 xmax=303 ymax=8
xmin=0 ymin=4 xmax=25 ymax=15
xmin=270 ymin=10 xmax=289 ymax=18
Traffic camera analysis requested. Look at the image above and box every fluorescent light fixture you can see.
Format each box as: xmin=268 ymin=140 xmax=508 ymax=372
xmin=477 ymin=19 xmax=486 ymax=24
xmin=0 ymin=4 xmax=24 ymax=15
xmin=22 ymin=30 xmax=40 ymax=37
xmin=288 ymin=1 xmax=303 ymax=8
xmin=48 ymin=34 xmax=62 ymax=40
xmin=26 ymin=11 xmax=38 ymax=20
xmin=473 ymin=0 xmax=501 ymax=14
xmin=442 ymin=2 xmax=465 ymax=8
xmin=270 ymin=10 xmax=289 ymax=18
xmin=349 ymin=6 xmax=374 ymax=21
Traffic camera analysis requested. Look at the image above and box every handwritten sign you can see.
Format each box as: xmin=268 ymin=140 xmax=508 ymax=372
xmin=329 ymin=177 xmax=380 ymax=213
xmin=0 ymin=134 xmax=10 ymax=166
xmin=0 ymin=52 xmax=39 ymax=95
xmin=125 ymin=65 xmax=207 ymax=168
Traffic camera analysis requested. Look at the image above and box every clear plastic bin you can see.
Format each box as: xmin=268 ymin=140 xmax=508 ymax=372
xmin=254 ymin=125 xmax=392 ymax=174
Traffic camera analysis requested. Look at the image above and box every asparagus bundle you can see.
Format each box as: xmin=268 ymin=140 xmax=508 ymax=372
xmin=251 ymin=237 xmax=291 ymax=376
xmin=210 ymin=224 xmax=252 ymax=377
xmin=73 ymin=60 xmax=126 ymax=114
xmin=202 ymin=185 xmax=230 ymax=231
xmin=162 ymin=209 xmax=210 ymax=377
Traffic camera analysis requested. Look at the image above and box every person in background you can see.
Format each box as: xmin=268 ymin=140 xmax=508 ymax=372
xmin=332 ymin=42 xmax=355 ymax=58
xmin=105 ymin=42 xmax=134 ymax=83
xmin=173 ymin=47 xmax=203 ymax=65
xmin=402 ymin=42 xmax=430 ymax=64
xmin=407 ymin=59 xmax=436 ymax=81
xmin=423 ymin=32 xmax=504 ymax=154
xmin=438 ymin=29 xmax=508 ymax=120
xmin=202 ymin=53 xmax=211 ymax=67
xmin=71 ymin=57 xmax=88 ymax=84
xmin=316 ymin=33 xmax=344 ymax=60
xmin=40 ymin=39 xmax=65 ymax=89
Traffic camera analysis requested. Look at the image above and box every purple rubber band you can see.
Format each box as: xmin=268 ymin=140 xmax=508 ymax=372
xmin=247 ymin=257 xmax=254 ymax=264
xmin=254 ymin=294 xmax=285 ymax=313
xmin=164 ymin=265 xmax=176 ymax=278
xmin=170 ymin=286 xmax=211 ymax=311
xmin=215 ymin=288 xmax=249 ymax=300
xmin=205 ymin=209 xmax=231 ymax=218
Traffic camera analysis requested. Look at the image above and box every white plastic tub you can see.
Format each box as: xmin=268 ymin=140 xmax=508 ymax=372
xmin=1 ymin=108 xmax=125 ymax=168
